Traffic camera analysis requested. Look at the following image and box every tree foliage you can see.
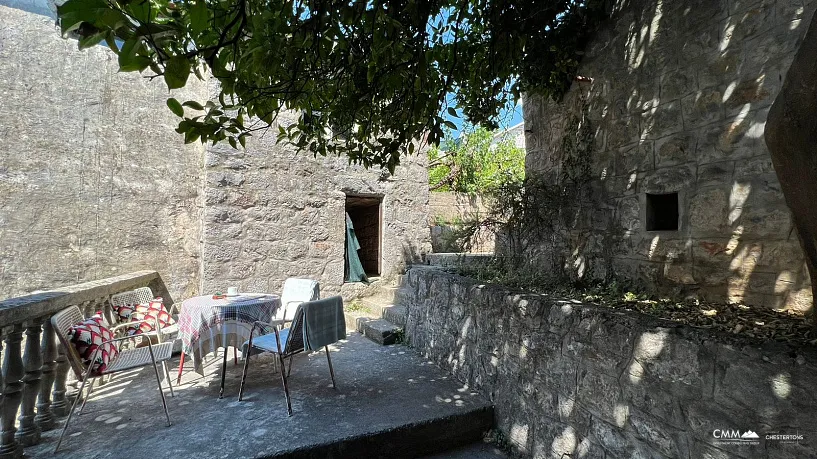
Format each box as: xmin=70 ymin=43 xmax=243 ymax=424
xmin=57 ymin=0 xmax=606 ymax=171
xmin=428 ymin=127 xmax=525 ymax=193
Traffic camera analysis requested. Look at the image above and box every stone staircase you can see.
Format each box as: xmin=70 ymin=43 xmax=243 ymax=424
xmin=341 ymin=275 xmax=508 ymax=459
xmin=344 ymin=277 xmax=408 ymax=346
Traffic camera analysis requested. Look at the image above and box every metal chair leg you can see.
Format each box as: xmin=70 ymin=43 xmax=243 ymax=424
xmin=277 ymin=353 xmax=293 ymax=416
xmin=325 ymin=346 xmax=337 ymax=389
xmin=287 ymin=354 xmax=294 ymax=377
xmin=219 ymin=347 xmax=228 ymax=399
xmin=78 ymin=378 xmax=95 ymax=415
xmin=54 ymin=372 xmax=91 ymax=453
xmin=150 ymin=362 xmax=172 ymax=427
xmin=238 ymin=345 xmax=252 ymax=401
xmin=162 ymin=361 xmax=175 ymax=397
xmin=233 ymin=347 xmax=238 ymax=366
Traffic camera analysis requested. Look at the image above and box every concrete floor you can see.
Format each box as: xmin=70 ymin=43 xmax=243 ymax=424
xmin=29 ymin=332 xmax=494 ymax=458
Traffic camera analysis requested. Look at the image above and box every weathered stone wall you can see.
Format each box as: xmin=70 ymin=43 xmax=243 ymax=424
xmin=0 ymin=6 xmax=430 ymax=301
xmin=0 ymin=5 xmax=206 ymax=300
xmin=524 ymin=0 xmax=815 ymax=311
xmin=428 ymin=192 xmax=495 ymax=253
xmin=201 ymin=111 xmax=431 ymax=297
xmin=400 ymin=265 xmax=817 ymax=459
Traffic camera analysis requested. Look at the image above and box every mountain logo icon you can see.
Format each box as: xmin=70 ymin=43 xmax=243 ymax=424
xmin=741 ymin=431 xmax=760 ymax=439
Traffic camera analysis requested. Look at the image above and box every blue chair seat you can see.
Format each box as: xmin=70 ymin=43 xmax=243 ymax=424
xmin=243 ymin=328 xmax=289 ymax=354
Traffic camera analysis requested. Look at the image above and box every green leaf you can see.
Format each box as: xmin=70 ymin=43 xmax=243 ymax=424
xmin=182 ymin=101 xmax=205 ymax=110
xmin=166 ymin=98 xmax=184 ymax=117
xmin=190 ymin=0 xmax=209 ymax=34
xmin=164 ymin=56 xmax=191 ymax=90
xmin=447 ymin=107 xmax=459 ymax=118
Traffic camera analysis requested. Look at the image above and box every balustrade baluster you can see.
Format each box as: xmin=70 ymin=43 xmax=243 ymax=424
xmin=16 ymin=320 xmax=42 ymax=446
xmin=35 ymin=320 xmax=56 ymax=431
xmin=51 ymin=339 xmax=70 ymax=417
xmin=0 ymin=326 xmax=24 ymax=459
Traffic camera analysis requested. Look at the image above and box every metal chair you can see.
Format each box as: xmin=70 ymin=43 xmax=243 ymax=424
xmin=238 ymin=297 xmax=341 ymax=416
xmin=110 ymin=287 xmax=179 ymax=340
xmin=51 ymin=306 xmax=175 ymax=453
xmin=273 ymin=278 xmax=320 ymax=327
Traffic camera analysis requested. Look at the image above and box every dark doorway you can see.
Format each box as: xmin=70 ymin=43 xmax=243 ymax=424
xmin=345 ymin=195 xmax=382 ymax=278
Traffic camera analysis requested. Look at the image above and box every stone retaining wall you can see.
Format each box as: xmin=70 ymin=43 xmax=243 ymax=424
xmin=399 ymin=266 xmax=817 ymax=458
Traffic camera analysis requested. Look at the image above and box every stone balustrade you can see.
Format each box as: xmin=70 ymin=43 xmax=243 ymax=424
xmin=0 ymin=271 xmax=172 ymax=459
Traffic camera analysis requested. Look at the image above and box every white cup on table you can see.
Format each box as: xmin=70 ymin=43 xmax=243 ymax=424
xmin=227 ymin=286 xmax=239 ymax=296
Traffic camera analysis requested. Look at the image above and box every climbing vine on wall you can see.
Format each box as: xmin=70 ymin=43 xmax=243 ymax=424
xmin=451 ymin=88 xmax=599 ymax=287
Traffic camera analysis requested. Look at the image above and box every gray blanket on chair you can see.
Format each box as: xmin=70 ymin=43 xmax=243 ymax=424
xmin=302 ymin=296 xmax=346 ymax=351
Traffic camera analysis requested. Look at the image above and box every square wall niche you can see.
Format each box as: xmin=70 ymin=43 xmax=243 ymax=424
xmin=645 ymin=192 xmax=679 ymax=232
xmin=345 ymin=194 xmax=383 ymax=277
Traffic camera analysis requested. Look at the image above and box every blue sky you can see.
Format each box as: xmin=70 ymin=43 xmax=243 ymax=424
xmin=441 ymin=95 xmax=524 ymax=138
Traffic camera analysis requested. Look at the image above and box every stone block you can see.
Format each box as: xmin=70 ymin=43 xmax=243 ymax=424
xmin=616 ymin=141 xmax=655 ymax=174
xmin=696 ymin=109 xmax=769 ymax=164
xmin=697 ymin=161 xmax=734 ymax=187
xmin=640 ymin=100 xmax=684 ymax=140
xmin=688 ymin=188 xmax=730 ymax=236
xmin=616 ymin=196 xmax=641 ymax=232
xmin=723 ymin=75 xmax=778 ymax=116
xmin=697 ymin=51 xmax=742 ymax=90
xmin=742 ymin=23 xmax=802 ymax=70
xmin=720 ymin=3 xmax=776 ymax=43
xmin=681 ymin=88 xmax=725 ymax=129
xmin=655 ymin=132 xmax=697 ymax=168
xmin=639 ymin=164 xmax=696 ymax=194
xmin=628 ymin=410 xmax=687 ymax=458
xmin=660 ymin=68 xmax=698 ymax=100
xmin=606 ymin=115 xmax=641 ymax=149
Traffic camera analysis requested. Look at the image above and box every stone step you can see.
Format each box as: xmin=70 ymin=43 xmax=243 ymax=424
xmin=357 ymin=317 xmax=402 ymax=345
xmin=268 ymin=405 xmax=495 ymax=459
xmin=382 ymin=304 xmax=407 ymax=327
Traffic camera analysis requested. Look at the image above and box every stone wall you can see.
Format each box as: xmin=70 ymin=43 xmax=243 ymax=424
xmin=399 ymin=265 xmax=817 ymax=459
xmin=428 ymin=192 xmax=494 ymax=253
xmin=201 ymin=110 xmax=431 ymax=297
xmin=523 ymin=0 xmax=816 ymax=312
xmin=0 ymin=5 xmax=206 ymax=300
xmin=0 ymin=5 xmax=430 ymax=301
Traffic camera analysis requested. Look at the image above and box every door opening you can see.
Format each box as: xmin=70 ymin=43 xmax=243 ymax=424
xmin=344 ymin=195 xmax=382 ymax=281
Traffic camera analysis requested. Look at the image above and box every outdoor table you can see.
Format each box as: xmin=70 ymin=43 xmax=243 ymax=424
xmin=177 ymin=293 xmax=281 ymax=398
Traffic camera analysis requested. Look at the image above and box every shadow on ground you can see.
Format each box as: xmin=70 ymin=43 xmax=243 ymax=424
xmin=30 ymin=332 xmax=493 ymax=458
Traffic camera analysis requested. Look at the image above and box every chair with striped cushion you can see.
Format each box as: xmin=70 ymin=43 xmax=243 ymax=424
xmin=110 ymin=287 xmax=179 ymax=341
xmin=51 ymin=306 xmax=175 ymax=453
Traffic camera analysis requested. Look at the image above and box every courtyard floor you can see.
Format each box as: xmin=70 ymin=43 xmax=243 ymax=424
xmin=27 ymin=332 xmax=497 ymax=458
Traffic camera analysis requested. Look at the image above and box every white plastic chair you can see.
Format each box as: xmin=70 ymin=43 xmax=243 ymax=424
xmin=273 ymin=278 xmax=320 ymax=326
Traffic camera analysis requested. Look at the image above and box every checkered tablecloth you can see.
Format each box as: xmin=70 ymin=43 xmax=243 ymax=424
xmin=178 ymin=293 xmax=280 ymax=374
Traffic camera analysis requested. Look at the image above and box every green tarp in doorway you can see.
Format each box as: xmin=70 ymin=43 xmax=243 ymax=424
xmin=345 ymin=212 xmax=369 ymax=283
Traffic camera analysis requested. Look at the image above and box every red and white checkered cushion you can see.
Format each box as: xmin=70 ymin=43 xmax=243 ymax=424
xmin=114 ymin=298 xmax=176 ymax=336
xmin=67 ymin=312 xmax=119 ymax=374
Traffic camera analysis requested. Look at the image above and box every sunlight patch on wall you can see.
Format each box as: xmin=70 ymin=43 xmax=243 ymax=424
xmin=771 ymin=373 xmax=791 ymax=399
xmin=551 ymin=426 xmax=577 ymax=457
xmin=614 ymin=403 xmax=630 ymax=427
xmin=728 ymin=182 xmax=751 ymax=225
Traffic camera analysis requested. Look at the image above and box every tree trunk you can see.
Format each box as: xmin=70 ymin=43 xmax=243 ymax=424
xmin=765 ymin=9 xmax=817 ymax=321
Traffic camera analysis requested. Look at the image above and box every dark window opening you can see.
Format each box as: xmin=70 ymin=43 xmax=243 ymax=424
xmin=345 ymin=195 xmax=382 ymax=278
xmin=646 ymin=193 xmax=679 ymax=231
